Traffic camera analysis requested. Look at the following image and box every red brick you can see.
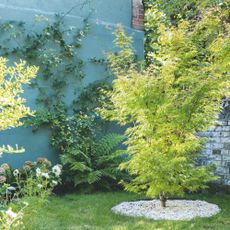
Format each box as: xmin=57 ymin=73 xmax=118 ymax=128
xmin=132 ymin=0 xmax=145 ymax=30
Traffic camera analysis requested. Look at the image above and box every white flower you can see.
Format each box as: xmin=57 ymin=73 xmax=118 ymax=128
xmin=7 ymin=186 xmax=16 ymax=191
xmin=52 ymin=164 xmax=62 ymax=177
xmin=5 ymin=208 xmax=17 ymax=219
xmin=13 ymin=169 xmax=19 ymax=177
xmin=41 ymin=172 xmax=49 ymax=179
xmin=52 ymin=180 xmax=58 ymax=185
xmin=37 ymin=184 xmax=43 ymax=189
xmin=36 ymin=168 xmax=41 ymax=177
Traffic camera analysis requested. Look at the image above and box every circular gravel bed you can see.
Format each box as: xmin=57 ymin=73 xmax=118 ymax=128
xmin=112 ymin=200 xmax=220 ymax=220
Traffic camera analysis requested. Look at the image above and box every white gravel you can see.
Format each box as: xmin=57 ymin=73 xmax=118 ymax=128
xmin=112 ymin=199 xmax=220 ymax=220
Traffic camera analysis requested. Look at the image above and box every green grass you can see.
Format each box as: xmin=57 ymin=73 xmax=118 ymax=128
xmin=21 ymin=192 xmax=230 ymax=230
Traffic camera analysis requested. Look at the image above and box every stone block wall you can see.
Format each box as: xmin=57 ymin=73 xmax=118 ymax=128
xmin=201 ymin=99 xmax=230 ymax=185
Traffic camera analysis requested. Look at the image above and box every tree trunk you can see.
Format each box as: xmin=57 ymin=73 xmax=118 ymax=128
xmin=159 ymin=191 xmax=167 ymax=208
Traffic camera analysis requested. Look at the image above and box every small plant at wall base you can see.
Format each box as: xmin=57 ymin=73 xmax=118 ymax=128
xmin=101 ymin=2 xmax=229 ymax=207
xmin=61 ymin=132 xmax=127 ymax=191
xmin=25 ymin=80 xmax=126 ymax=191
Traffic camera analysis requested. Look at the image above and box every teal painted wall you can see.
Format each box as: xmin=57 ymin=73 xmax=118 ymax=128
xmin=0 ymin=0 xmax=144 ymax=167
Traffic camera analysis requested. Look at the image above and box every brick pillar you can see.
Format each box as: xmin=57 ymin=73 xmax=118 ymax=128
xmin=132 ymin=0 xmax=144 ymax=30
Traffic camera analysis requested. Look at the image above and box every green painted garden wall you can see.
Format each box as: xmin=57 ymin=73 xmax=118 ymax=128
xmin=0 ymin=0 xmax=144 ymax=167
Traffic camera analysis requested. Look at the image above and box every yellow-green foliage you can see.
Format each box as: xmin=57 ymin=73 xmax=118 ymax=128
xmin=101 ymin=3 xmax=230 ymax=198
xmin=0 ymin=57 xmax=38 ymax=154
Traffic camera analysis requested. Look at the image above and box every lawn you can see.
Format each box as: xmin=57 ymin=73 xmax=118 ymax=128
xmin=21 ymin=192 xmax=230 ymax=230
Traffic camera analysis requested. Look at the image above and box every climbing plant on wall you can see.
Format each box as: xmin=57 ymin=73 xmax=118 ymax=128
xmin=0 ymin=13 xmax=90 ymax=115
xmin=0 ymin=3 xmax=127 ymax=190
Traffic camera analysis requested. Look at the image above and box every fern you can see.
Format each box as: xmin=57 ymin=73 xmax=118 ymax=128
xmin=94 ymin=133 xmax=125 ymax=156
xmin=61 ymin=133 xmax=129 ymax=191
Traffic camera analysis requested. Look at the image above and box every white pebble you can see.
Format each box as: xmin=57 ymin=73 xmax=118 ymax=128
xmin=112 ymin=199 xmax=220 ymax=220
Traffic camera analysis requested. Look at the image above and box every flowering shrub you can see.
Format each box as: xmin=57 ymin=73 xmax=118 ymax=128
xmin=0 ymin=158 xmax=61 ymax=229
xmin=17 ymin=160 xmax=62 ymax=200
xmin=0 ymin=164 xmax=14 ymax=205
xmin=0 ymin=158 xmax=62 ymax=204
